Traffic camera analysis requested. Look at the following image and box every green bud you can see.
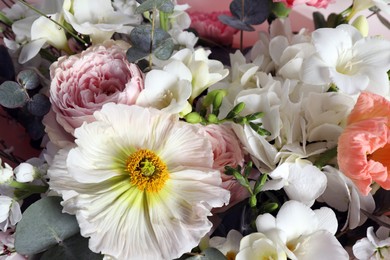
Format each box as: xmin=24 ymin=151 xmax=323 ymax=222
xmin=212 ymin=91 xmax=225 ymax=115
xmin=233 ymin=117 xmax=248 ymax=125
xmin=233 ymin=172 xmax=248 ymax=188
xmin=207 ymin=114 xmax=219 ymax=124
xmin=243 ymin=161 xmax=253 ymax=177
xmin=226 ymin=102 xmax=245 ymax=119
xmin=184 ymin=112 xmax=203 ymax=124
xmin=224 ymin=166 xmax=236 ymax=176
xmin=249 ymin=195 xmax=257 ymax=208
xmin=203 ymin=89 xmax=227 ymax=107
xmin=253 ymin=173 xmax=268 ymax=195
xmin=246 ymin=112 xmax=264 ymax=121
xmin=249 ymin=122 xmax=271 ymax=136
xmin=262 ymin=202 xmax=279 ymax=213
xmin=352 ymin=15 xmax=369 ymax=37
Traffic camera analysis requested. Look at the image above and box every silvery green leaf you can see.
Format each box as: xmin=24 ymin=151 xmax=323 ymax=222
xmin=186 ymin=248 xmax=227 ymax=260
xmin=15 ymin=196 xmax=80 ymax=255
xmin=40 ymin=233 xmax=103 ymax=260
xmin=154 ymin=37 xmax=174 ymax=60
xmin=0 ymin=81 xmax=29 ymax=108
xmin=129 ymin=25 xmax=172 ymax=55
xmin=136 ymin=0 xmax=174 ymax=13
xmin=219 ymin=15 xmax=254 ymax=31
xmin=230 ymin=0 xmax=269 ymax=25
xmin=17 ymin=70 xmax=40 ymax=90
xmin=126 ymin=47 xmax=149 ymax=63
xmin=27 ymin=93 xmax=51 ymax=117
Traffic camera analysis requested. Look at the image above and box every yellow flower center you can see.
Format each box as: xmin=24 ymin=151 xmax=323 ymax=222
xmin=126 ymin=149 xmax=169 ymax=193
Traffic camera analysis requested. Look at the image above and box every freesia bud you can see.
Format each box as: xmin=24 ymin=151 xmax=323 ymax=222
xmin=352 ymin=15 xmax=369 ymax=37
xmin=184 ymin=112 xmax=203 ymax=124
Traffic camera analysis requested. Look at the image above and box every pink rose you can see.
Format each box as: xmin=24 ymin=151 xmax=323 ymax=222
xmin=44 ymin=40 xmax=144 ymax=146
xmin=199 ymin=124 xmax=248 ymax=211
xmin=188 ymin=11 xmax=239 ymax=46
xmin=337 ymin=92 xmax=390 ymax=195
xmin=274 ymin=0 xmax=334 ymax=8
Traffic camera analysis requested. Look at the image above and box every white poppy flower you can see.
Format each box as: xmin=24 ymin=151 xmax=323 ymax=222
xmin=301 ymin=24 xmax=390 ymax=95
xmin=319 ymin=166 xmax=375 ymax=230
xmin=63 ymin=0 xmax=142 ymax=43
xmin=48 ymin=103 xmax=230 ymax=260
xmin=255 ymin=200 xmax=349 ymax=260
xmin=353 ymin=226 xmax=390 ymax=260
xmin=0 ymin=196 xmax=22 ymax=232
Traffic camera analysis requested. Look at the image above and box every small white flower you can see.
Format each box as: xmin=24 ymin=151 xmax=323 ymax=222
xmin=0 ymin=196 xmax=22 ymax=232
xmin=353 ymin=226 xmax=390 ymax=260
xmin=301 ymin=24 xmax=390 ymax=95
xmin=0 ymin=161 xmax=13 ymax=184
xmin=209 ymin=229 xmax=243 ymax=259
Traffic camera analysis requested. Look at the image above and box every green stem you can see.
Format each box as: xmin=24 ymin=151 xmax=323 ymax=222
xmin=0 ymin=11 xmax=13 ymax=26
xmin=314 ymin=146 xmax=338 ymax=169
xmin=159 ymin=11 xmax=170 ymax=32
xmin=16 ymin=0 xmax=88 ymax=46
xmin=149 ymin=9 xmax=157 ymax=70
xmin=9 ymin=180 xmax=48 ymax=194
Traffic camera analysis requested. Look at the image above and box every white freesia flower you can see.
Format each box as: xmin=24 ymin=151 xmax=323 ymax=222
xmin=48 ymin=103 xmax=230 ymax=260
xmin=0 ymin=161 xmax=13 ymax=184
xmin=236 ymin=232 xmax=287 ymax=260
xmin=255 ymin=200 xmax=349 ymax=260
xmin=209 ymin=229 xmax=243 ymax=259
xmin=263 ymin=159 xmax=327 ymax=206
xmin=136 ymin=69 xmax=192 ymax=115
xmin=301 ymin=24 xmax=390 ymax=95
xmin=353 ymin=226 xmax=390 ymax=259
xmin=0 ymin=196 xmax=22 ymax=232
xmin=63 ymin=0 xmax=142 ymax=43
xmin=160 ymin=48 xmax=229 ymax=102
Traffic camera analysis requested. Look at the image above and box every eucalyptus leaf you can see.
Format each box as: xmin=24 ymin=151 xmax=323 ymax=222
xmin=40 ymin=233 xmax=103 ymax=260
xmin=126 ymin=47 xmax=149 ymax=63
xmin=0 ymin=81 xmax=29 ymax=108
xmin=230 ymin=0 xmax=270 ymax=25
xmin=130 ymin=25 xmax=171 ymax=52
xmin=154 ymin=37 xmax=174 ymax=60
xmin=0 ymin=45 xmax=15 ymax=83
xmin=186 ymin=248 xmax=227 ymax=260
xmin=15 ymin=196 xmax=80 ymax=255
xmin=27 ymin=93 xmax=51 ymax=116
xmin=17 ymin=70 xmax=40 ymax=90
xmin=26 ymin=116 xmax=46 ymax=140
xmin=136 ymin=0 xmax=174 ymax=14
xmin=313 ymin=11 xmax=327 ymax=29
xmin=218 ymin=15 xmax=255 ymax=31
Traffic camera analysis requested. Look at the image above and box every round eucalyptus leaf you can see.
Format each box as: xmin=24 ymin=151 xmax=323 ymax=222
xmin=136 ymin=0 xmax=174 ymax=14
xmin=186 ymin=248 xmax=227 ymax=260
xmin=230 ymin=0 xmax=270 ymax=25
xmin=0 ymin=81 xmax=29 ymax=108
xmin=126 ymin=47 xmax=149 ymax=63
xmin=218 ymin=15 xmax=255 ymax=31
xmin=27 ymin=93 xmax=51 ymax=116
xmin=15 ymin=196 xmax=80 ymax=255
xmin=40 ymin=233 xmax=103 ymax=260
xmin=17 ymin=70 xmax=40 ymax=90
xmin=130 ymin=25 xmax=153 ymax=52
xmin=154 ymin=37 xmax=174 ymax=60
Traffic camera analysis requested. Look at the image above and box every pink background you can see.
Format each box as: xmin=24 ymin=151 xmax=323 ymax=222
xmin=1 ymin=0 xmax=390 ymax=166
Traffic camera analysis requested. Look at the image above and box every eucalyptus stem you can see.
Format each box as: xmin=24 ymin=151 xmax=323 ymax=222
xmin=16 ymin=0 xmax=88 ymax=47
xmin=149 ymin=8 xmax=157 ymax=69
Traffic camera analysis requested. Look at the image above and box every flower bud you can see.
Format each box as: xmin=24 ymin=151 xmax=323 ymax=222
xmin=352 ymin=15 xmax=369 ymax=37
xmin=184 ymin=112 xmax=203 ymax=124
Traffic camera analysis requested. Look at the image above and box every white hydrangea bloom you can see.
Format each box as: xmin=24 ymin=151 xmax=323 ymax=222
xmin=48 ymin=103 xmax=230 ymax=260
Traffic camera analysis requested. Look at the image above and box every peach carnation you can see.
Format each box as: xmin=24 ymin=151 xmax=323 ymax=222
xmin=337 ymin=92 xmax=390 ymax=195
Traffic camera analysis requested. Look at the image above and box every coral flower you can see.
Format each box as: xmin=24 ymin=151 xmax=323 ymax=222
xmin=48 ymin=104 xmax=230 ymax=260
xmin=337 ymin=92 xmax=390 ymax=195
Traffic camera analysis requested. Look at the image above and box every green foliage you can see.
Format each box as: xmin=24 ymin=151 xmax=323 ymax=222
xmin=271 ymin=2 xmax=291 ymax=18
xmin=15 ymin=196 xmax=80 ymax=255
xmin=17 ymin=70 xmax=40 ymax=90
xmin=219 ymin=0 xmax=270 ymax=31
xmin=26 ymin=93 xmax=51 ymax=117
xmin=136 ymin=0 xmax=174 ymax=14
xmin=313 ymin=12 xmax=348 ymax=29
xmin=0 ymin=81 xmax=29 ymax=108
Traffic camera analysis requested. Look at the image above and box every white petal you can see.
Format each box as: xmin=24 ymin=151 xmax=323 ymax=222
xmin=301 ymin=55 xmax=330 ymax=85
xmin=18 ymin=39 xmax=46 ymax=64
xmin=314 ymin=207 xmax=338 ymax=235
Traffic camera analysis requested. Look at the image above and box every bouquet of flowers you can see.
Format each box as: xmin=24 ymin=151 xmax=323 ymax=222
xmin=0 ymin=0 xmax=389 ymax=259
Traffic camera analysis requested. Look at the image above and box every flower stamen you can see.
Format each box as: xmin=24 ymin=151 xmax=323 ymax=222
xmin=126 ymin=149 xmax=169 ymax=192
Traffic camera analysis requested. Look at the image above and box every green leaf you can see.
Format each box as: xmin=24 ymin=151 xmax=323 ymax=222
xmin=154 ymin=37 xmax=174 ymax=60
xmin=136 ymin=0 xmax=174 ymax=13
xmin=230 ymin=0 xmax=270 ymax=25
xmin=218 ymin=15 xmax=255 ymax=31
xmin=17 ymin=70 xmax=40 ymax=90
xmin=15 ymin=196 xmax=80 ymax=255
xmin=126 ymin=47 xmax=149 ymax=63
xmin=186 ymin=248 xmax=227 ymax=260
xmin=27 ymin=93 xmax=51 ymax=117
xmin=40 ymin=233 xmax=103 ymax=260
xmin=0 ymin=81 xmax=29 ymax=108
xmin=129 ymin=25 xmax=172 ymax=53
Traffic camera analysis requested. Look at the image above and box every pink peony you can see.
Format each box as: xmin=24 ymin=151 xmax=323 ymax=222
xmin=44 ymin=40 xmax=144 ymax=146
xmin=199 ymin=123 xmax=248 ymax=211
xmin=274 ymin=0 xmax=334 ymax=8
xmin=337 ymin=92 xmax=390 ymax=195
xmin=188 ymin=11 xmax=239 ymax=46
